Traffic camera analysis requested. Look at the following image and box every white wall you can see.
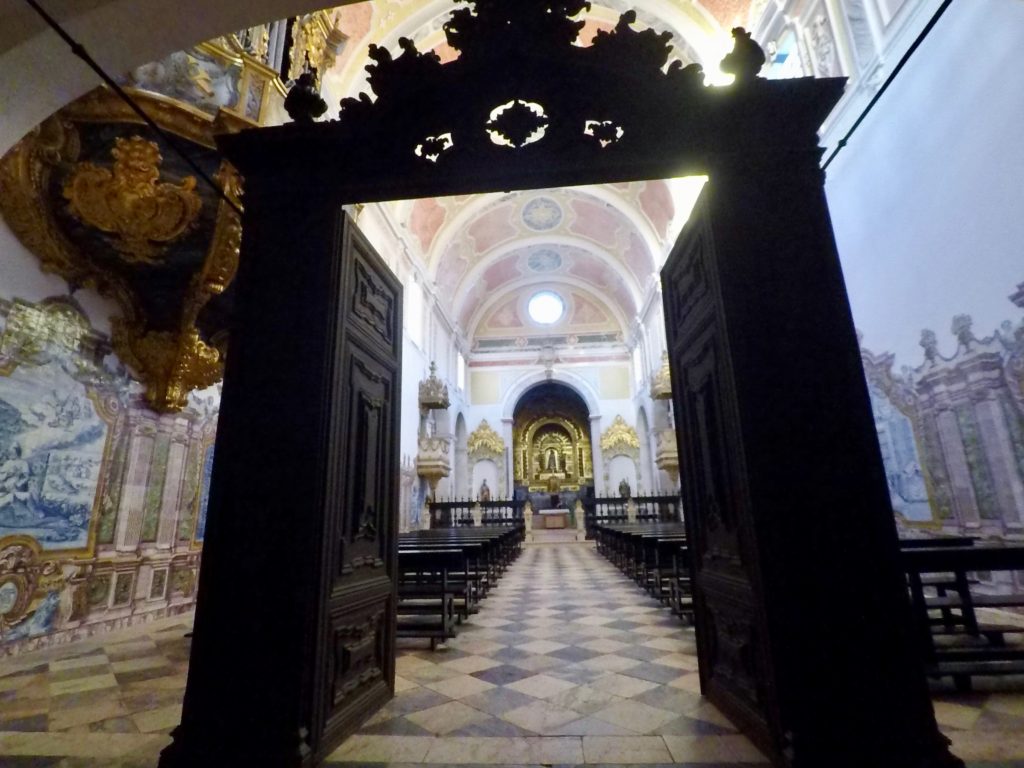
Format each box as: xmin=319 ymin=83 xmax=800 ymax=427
xmin=826 ymin=0 xmax=1024 ymax=367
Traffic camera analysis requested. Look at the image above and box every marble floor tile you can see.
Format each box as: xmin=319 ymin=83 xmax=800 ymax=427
xmin=326 ymin=734 xmax=433 ymax=763
xmin=406 ymin=700 xmax=493 ymax=735
xmin=441 ymin=655 xmax=505 ymax=675
xmin=499 ymin=700 xmax=580 ymax=734
xmin=591 ymin=699 xmax=680 ymax=734
xmin=581 ymin=734 xmax=674 ymax=763
xmin=422 ymin=673 xmax=496 ymax=700
xmin=662 ymin=734 xmax=770 ymax=763
xmin=589 ymin=673 xmax=661 ymax=699
xmin=503 ymin=674 xmax=578 ymax=700
xmin=515 ymin=639 xmax=568 ymax=655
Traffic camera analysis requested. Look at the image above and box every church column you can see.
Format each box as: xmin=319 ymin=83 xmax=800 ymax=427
xmin=501 ymin=417 xmax=514 ymax=494
xmin=588 ymin=414 xmax=604 ymax=494
xmin=114 ymin=416 xmax=157 ymax=552
xmin=663 ymin=144 xmax=961 ymax=767
xmin=973 ymin=396 xmax=1024 ymax=529
xmin=935 ymin=409 xmax=981 ymax=529
xmin=156 ymin=418 xmax=190 ymax=548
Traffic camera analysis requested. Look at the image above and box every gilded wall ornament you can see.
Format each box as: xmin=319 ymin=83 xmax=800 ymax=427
xmin=0 ymin=88 xmax=244 ymax=414
xmin=467 ymin=419 xmax=504 ymax=459
xmin=418 ymin=361 xmax=450 ymax=413
xmin=63 ymin=136 xmax=202 ymax=264
xmin=111 ymin=162 xmax=240 ymax=412
xmin=600 ymin=414 xmax=640 ymax=456
xmin=0 ymin=535 xmax=62 ymax=631
xmin=651 ymin=350 xmax=673 ymax=400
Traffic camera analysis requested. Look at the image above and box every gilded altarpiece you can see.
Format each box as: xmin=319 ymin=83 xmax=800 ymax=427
xmin=514 ymin=417 xmax=593 ymax=492
xmin=467 ymin=420 xmax=506 ymax=497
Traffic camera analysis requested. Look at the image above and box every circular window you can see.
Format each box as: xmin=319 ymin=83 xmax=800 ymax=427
xmin=528 ymin=291 xmax=564 ymax=325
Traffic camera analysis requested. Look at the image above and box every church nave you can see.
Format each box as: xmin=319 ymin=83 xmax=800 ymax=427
xmin=3 ymin=538 xmax=1024 ymax=767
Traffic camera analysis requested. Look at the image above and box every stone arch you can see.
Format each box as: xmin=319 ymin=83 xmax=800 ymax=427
xmin=501 ymin=369 xmax=601 ymax=421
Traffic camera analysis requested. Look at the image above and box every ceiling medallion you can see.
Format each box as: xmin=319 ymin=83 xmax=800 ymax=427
xmin=63 ymin=136 xmax=202 ymax=264
xmin=522 ymin=197 xmax=563 ymax=231
xmin=486 ymin=100 xmax=549 ymax=148
xmin=526 ymin=248 xmax=563 ymax=272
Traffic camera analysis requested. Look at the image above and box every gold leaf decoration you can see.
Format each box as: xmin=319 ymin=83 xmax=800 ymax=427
xmin=112 ymin=323 xmax=222 ymax=413
xmin=63 ymin=136 xmax=202 ymax=264
xmin=651 ymin=350 xmax=673 ymax=400
xmin=468 ymin=419 xmax=504 ymax=459
xmin=600 ymin=414 xmax=640 ymax=454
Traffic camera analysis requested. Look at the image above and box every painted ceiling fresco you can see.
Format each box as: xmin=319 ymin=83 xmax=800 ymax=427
xmin=318 ymin=0 xmax=735 ymax=347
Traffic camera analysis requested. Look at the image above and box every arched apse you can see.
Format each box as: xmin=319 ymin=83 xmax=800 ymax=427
xmin=501 ymin=369 xmax=600 ymax=421
xmin=511 ymin=381 xmax=596 ymax=498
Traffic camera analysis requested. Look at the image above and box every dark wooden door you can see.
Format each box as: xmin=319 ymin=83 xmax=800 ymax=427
xmin=661 ymin=194 xmax=783 ymax=753
xmin=311 ymin=218 xmax=401 ymax=758
xmin=662 ymin=164 xmax=955 ymax=767
xmin=159 ymin=211 xmax=400 ymax=768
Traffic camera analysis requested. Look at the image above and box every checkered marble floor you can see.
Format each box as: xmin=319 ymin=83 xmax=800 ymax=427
xmin=0 ymin=540 xmax=1023 ymax=767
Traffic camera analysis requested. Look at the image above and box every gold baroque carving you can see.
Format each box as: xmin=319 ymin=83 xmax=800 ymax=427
xmin=64 ymin=136 xmax=202 ymax=263
xmin=0 ymin=87 xmax=245 ymax=413
xmin=651 ymin=350 xmax=673 ymax=400
xmin=0 ymin=535 xmax=62 ymax=631
xmin=467 ymin=419 xmax=504 ymax=459
xmin=111 ymin=162 xmax=240 ymax=412
xmin=600 ymin=414 xmax=640 ymax=455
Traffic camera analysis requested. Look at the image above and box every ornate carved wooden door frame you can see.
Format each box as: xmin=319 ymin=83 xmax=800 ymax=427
xmin=160 ymin=3 xmax=963 ymax=767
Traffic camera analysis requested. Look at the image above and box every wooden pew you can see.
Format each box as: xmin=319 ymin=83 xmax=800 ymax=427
xmin=592 ymin=522 xmax=692 ymax=621
xmin=902 ymin=544 xmax=1024 ymax=690
xmin=396 ymin=549 xmax=463 ymax=650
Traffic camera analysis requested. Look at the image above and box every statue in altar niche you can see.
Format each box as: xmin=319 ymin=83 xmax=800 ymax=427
xmin=545 ymin=447 xmax=559 ymax=472
xmin=619 ymin=477 xmax=631 ymax=499
xmin=478 ymin=478 xmax=491 ymax=502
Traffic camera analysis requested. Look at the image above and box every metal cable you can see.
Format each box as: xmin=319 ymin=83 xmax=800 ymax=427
xmin=822 ymin=0 xmax=955 ymax=170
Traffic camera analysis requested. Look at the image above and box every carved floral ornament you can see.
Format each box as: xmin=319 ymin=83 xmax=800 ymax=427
xmin=0 ymin=88 xmax=243 ymax=413
xmin=600 ymin=414 xmax=640 ymax=457
xmin=467 ymin=419 xmax=504 ymax=459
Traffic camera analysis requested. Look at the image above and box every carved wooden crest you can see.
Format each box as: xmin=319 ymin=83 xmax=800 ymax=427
xmin=221 ymin=2 xmax=844 ymax=202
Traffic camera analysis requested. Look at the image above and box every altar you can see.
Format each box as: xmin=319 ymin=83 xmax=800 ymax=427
xmin=537 ymin=509 xmax=570 ymax=529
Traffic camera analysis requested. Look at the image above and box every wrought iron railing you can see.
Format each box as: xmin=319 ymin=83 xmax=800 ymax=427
xmin=582 ymin=494 xmax=683 ymax=534
xmin=427 ymin=498 xmax=525 ymax=528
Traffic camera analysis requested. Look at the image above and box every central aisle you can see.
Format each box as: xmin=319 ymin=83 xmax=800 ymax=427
xmin=328 ymin=540 xmax=767 ymax=765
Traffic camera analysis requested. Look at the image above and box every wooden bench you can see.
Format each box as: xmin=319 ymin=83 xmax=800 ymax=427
xmin=902 ymin=544 xmax=1024 ymax=690
xmin=593 ymin=522 xmax=693 ymax=622
xmin=396 ymin=549 xmax=463 ymax=650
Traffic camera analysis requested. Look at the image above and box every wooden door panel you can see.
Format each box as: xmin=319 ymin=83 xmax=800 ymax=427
xmin=311 ymin=215 xmax=401 ymax=763
xmin=662 ymin=198 xmax=781 ymax=753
